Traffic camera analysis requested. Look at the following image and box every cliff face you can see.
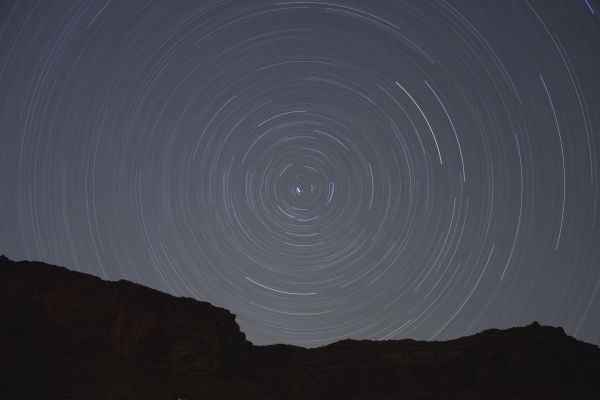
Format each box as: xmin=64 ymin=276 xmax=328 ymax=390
xmin=1 ymin=255 xmax=599 ymax=400
xmin=0 ymin=255 xmax=256 ymax=399
xmin=253 ymin=325 xmax=600 ymax=399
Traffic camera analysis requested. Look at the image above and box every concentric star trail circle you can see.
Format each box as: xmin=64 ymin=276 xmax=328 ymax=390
xmin=0 ymin=0 xmax=599 ymax=347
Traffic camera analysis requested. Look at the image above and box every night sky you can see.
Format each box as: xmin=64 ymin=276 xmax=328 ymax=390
xmin=1 ymin=0 xmax=599 ymax=347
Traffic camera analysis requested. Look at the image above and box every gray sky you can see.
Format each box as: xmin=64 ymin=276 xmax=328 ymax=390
xmin=0 ymin=0 xmax=599 ymax=347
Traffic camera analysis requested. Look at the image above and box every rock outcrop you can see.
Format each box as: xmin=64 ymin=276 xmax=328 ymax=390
xmin=1 ymin=255 xmax=599 ymax=399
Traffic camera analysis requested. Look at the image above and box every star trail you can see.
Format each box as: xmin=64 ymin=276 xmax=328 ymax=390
xmin=0 ymin=0 xmax=599 ymax=347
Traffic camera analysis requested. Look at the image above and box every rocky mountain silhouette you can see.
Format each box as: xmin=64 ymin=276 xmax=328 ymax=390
xmin=1 ymin=255 xmax=599 ymax=399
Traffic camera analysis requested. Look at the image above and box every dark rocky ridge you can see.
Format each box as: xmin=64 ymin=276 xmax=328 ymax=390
xmin=1 ymin=255 xmax=599 ymax=399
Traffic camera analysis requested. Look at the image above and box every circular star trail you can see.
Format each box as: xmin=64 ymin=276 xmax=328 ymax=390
xmin=1 ymin=0 xmax=599 ymax=347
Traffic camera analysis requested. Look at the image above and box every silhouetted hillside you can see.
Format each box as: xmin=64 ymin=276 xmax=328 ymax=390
xmin=1 ymin=255 xmax=599 ymax=399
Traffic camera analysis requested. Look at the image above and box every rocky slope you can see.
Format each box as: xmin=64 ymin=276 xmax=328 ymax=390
xmin=1 ymin=255 xmax=599 ymax=399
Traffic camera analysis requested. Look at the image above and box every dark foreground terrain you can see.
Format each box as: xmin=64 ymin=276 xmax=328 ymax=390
xmin=1 ymin=255 xmax=599 ymax=399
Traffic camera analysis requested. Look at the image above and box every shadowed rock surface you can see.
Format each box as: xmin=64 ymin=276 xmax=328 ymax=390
xmin=1 ymin=255 xmax=599 ymax=399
